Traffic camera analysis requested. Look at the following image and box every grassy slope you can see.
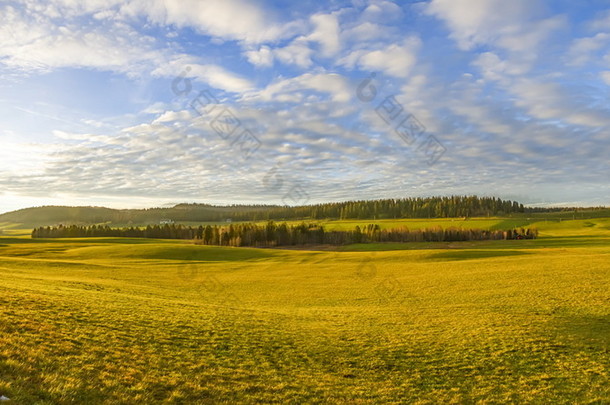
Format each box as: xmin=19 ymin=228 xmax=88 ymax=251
xmin=0 ymin=219 xmax=608 ymax=403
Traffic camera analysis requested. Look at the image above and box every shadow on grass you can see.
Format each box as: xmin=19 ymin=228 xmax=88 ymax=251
xmin=340 ymin=235 xmax=610 ymax=252
xmin=550 ymin=314 xmax=610 ymax=351
xmin=526 ymin=235 xmax=610 ymax=248
xmin=0 ymin=237 xmax=280 ymax=262
xmin=425 ymin=249 xmax=532 ymax=261
xmin=0 ymin=237 xmax=181 ymax=245
xmin=140 ymin=245 xmax=278 ymax=262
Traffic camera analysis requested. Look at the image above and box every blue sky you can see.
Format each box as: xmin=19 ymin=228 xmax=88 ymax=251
xmin=1 ymin=0 xmax=610 ymax=213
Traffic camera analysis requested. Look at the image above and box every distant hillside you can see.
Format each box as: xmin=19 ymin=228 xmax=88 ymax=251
xmin=0 ymin=206 xmax=119 ymax=227
xmin=0 ymin=196 xmax=532 ymax=227
xmin=4 ymin=196 xmax=608 ymax=229
xmin=0 ymin=204 xmax=263 ymax=228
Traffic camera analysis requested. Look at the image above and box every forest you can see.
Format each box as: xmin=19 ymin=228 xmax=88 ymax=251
xmin=31 ymin=222 xmax=538 ymax=246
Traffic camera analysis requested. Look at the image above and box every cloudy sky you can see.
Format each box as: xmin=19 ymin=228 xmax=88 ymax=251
xmin=1 ymin=0 xmax=609 ymax=213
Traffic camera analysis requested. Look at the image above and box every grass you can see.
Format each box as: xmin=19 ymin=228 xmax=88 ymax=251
xmin=0 ymin=218 xmax=609 ymax=403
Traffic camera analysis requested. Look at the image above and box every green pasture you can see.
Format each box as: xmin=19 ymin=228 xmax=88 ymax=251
xmin=0 ymin=217 xmax=608 ymax=403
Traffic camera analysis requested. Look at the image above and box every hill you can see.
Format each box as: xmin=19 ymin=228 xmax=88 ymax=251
xmin=0 ymin=196 xmax=525 ymax=227
xmin=1 ymin=196 xmax=608 ymax=229
xmin=0 ymin=206 xmax=119 ymax=227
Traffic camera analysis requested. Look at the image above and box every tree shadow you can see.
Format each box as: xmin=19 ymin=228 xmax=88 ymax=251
xmin=550 ymin=314 xmax=610 ymax=351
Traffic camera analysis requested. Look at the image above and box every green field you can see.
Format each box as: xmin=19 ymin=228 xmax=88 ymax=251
xmin=0 ymin=218 xmax=609 ymax=403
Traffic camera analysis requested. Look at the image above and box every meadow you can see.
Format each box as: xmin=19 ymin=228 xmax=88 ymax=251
xmin=0 ymin=217 xmax=609 ymax=403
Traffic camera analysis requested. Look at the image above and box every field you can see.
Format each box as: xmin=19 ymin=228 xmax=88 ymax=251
xmin=0 ymin=217 xmax=609 ymax=403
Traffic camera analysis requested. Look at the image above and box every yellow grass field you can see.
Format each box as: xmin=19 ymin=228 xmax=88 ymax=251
xmin=0 ymin=218 xmax=609 ymax=403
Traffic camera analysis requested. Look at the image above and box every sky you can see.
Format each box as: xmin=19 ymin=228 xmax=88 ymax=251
xmin=1 ymin=0 xmax=610 ymax=213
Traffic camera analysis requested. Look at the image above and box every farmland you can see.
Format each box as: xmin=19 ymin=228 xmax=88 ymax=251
xmin=0 ymin=217 xmax=609 ymax=403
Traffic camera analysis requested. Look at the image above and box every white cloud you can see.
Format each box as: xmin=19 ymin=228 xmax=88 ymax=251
xmin=120 ymin=0 xmax=285 ymax=44
xmin=425 ymin=0 xmax=528 ymax=50
xmin=243 ymin=12 xmax=340 ymax=69
xmin=19 ymin=0 xmax=126 ymax=19
xmin=589 ymin=10 xmax=610 ymax=33
xmin=496 ymin=15 xmax=566 ymax=54
xmin=512 ymin=79 xmax=610 ymax=127
xmin=425 ymin=0 xmax=565 ymax=58
xmin=601 ymin=71 xmax=610 ymax=86
xmin=472 ymin=52 xmax=530 ymax=83
xmin=566 ymin=33 xmax=610 ymax=66
xmin=353 ymin=37 xmax=421 ymax=78
xmin=253 ymin=73 xmax=352 ymax=103
xmin=308 ymin=13 xmax=341 ymax=57
xmin=361 ymin=1 xmax=404 ymax=23
xmin=0 ymin=138 xmax=60 ymax=176
xmin=0 ymin=5 xmax=163 ymax=76
xmin=341 ymin=21 xmax=387 ymax=43
xmin=442 ymin=76 xmax=514 ymax=137
xmin=152 ymin=56 xmax=254 ymax=93
xmin=0 ymin=3 xmax=257 ymax=93
xmin=193 ymin=64 xmax=254 ymax=93
xmin=273 ymin=38 xmax=314 ymax=69
xmin=151 ymin=110 xmax=192 ymax=124
xmin=245 ymin=46 xmax=274 ymax=67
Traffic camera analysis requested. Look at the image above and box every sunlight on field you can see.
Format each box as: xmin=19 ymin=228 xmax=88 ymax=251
xmin=0 ymin=219 xmax=609 ymax=403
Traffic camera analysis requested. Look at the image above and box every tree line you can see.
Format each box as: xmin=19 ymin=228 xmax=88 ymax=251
xmin=172 ymin=196 xmax=526 ymax=221
xmin=31 ymin=222 xmax=538 ymax=246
